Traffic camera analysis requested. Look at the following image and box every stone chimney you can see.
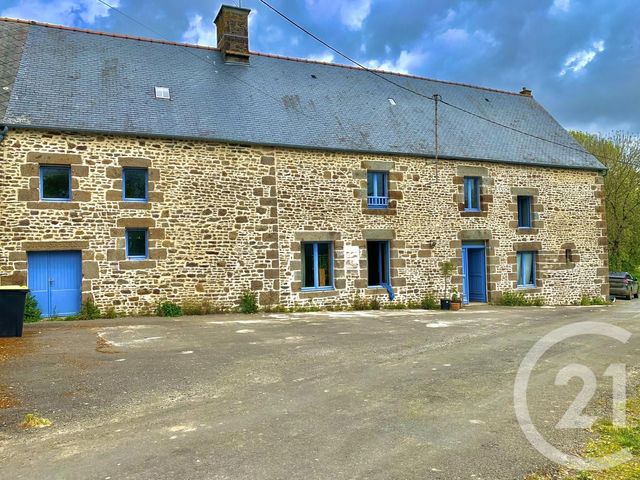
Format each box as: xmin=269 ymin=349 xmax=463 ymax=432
xmin=214 ymin=5 xmax=250 ymax=63
xmin=520 ymin=87 xmax=532 ymax=97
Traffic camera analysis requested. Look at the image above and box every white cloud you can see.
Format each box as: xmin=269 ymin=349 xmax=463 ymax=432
xmin=307 ymin=51 xmax=335 ymax=63
xmin=1 ymin=0 xmax=118 ymax=25
xmin=560 ymin=40 xmax=605 ymax=76
xmin=366 ymin=49 xmax=426 ymax=75
xmin=305 ymin=0 xmax=371 ymax=31
xmin=550 ymin=0 xmax=571 ymax=14
xmin=182 ymin=13 xmax=216 ymax=47
xmin=340 ymin=0 xmax=371 ymax=30
xmin=437 ymin=28 xmax=497 ymax=48
xmin=439 ymin=28 xmax=469 ymax=43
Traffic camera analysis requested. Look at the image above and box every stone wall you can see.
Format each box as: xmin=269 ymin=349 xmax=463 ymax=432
xmin=0 ymin=129 xmax=608 ymax=313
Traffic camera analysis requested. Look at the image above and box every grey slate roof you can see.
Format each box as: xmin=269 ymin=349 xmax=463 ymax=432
xmin=0 ymin=19 xmax=604 ymax=171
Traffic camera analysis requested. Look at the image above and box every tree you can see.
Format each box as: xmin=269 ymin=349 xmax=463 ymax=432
xmin=572 ymin=131 xmax=640 ymax=274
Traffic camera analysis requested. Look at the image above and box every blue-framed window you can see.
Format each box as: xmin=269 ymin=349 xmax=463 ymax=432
xmin=301 ymin=242 xmax=334 ymax=290
xmin=463 ymin=176 xmax=481 ymax=211
xmin=125 ymin=229 xmax=148 ymax=260
xmin=517 ymin=196 xmax=532 ymax=228
xmin=517 ymin=251 xmax=536 ymax=288
xmin=40 ymin=165 xmax=71 ymax=201
xmin=367 ymin=240 xmax=390 ymax=287
xmin=367 ymin=171 xmax=388 ymax=209
xmin=122 ymin=168 xmax=148 ymax=202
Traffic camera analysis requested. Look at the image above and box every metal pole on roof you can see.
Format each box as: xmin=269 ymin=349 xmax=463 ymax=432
xmin=433 ymin=94 xmax=440 ymax=182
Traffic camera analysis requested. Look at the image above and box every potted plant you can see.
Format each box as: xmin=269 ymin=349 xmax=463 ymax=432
xmin=451 ymin=286 xmax=462 ymax=311
xmin=440 ymin=261 xmax=454 ymax=310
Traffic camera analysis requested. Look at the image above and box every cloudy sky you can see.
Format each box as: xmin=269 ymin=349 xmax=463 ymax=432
xmin=2 ymin=0 xmax=638 ymax=133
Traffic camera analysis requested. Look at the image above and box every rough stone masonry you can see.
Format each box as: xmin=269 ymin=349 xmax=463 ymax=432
xmin=0 ymin=129 xmax=608 ymax=314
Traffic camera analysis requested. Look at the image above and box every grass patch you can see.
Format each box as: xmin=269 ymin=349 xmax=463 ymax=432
xmin=21 ymin=413 xmax=52 ymax=428
xmin=542 ymin=391 xmax=640 ymax=479
xmin=579 ymin=295 xmax=610 ymax=306
xmin=495 ymin=291 xmax=544 ymax=307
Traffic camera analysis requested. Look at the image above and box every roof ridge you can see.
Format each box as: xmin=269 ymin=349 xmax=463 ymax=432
xmin=0 ymin=16 xmax=522 ymax=98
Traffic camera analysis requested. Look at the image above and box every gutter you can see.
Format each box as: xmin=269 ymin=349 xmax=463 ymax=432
xmin=0 ymin=126 xmax=7 ymax=143
xmin=2 ymin=123 xmax=606 ymax=173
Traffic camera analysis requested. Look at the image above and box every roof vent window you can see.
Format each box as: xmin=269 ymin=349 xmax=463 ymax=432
xmin=154 ymin=86 xmax=170 ymax=100
xmin=388 ymin=98 xmax=396 ymax=106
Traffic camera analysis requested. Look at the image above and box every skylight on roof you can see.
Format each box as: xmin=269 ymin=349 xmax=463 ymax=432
xmin=154 ymin=86 xmax=170 ymax=100
xmin=388 ymin=98 xmax=396 ymax=106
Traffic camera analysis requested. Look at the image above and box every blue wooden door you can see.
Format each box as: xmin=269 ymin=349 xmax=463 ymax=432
xmin=28 ymin=251 xmax=82 ymax=317
xmin=462 ymin=243 xmax=487 ymax=303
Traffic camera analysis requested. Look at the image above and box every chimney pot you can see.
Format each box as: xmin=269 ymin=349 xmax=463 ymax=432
xmin=214 ymin=5 xmax=251 ymax=63
xmin=520 ymin=87 xmax=532 ymax=97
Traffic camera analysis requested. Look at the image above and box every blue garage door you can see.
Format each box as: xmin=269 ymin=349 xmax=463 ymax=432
xmin=28 ymin=251 xmax=82 ymax=317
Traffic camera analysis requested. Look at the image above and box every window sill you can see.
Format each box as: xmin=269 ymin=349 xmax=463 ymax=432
xmin=122 ymin=199 xmax=149 ymax=203
xmin=299 ymin=288 xmax=338 ymax=299
xmin=301 ymin=287 xmax=335 ymax=292
xmin=28 ymin=201 xmax=79 ymax=210
xmin=363 ymin=208 xmax=396 ymax=216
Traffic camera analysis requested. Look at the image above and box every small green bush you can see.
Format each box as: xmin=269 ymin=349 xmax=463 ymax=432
xmin=352 ymin=295 xmax=371 ymax=311
xmin=420 ymin=293 xmax=439 ymax=310
xmin=369 ymin=298 xmax=381 ymax=310
xmin=23 ymin=293 xmax=42 ymax=323
xmin=156 ymin=301 xmax=183 ymax=317
xmin=384 ymin=301 xmax=407 ymax=310
xmin=406 ymin=300 xmax=421 ymax=309
xmin=102 ymin=307 xmax=118 ymax=319
xmin=77 ymin=298 xmax=101 ymax=320
xmin=579 ymin=295 xmax=608 ymax=306
xmin=497 ymin=291 xmax=544 ymax=307
xmin=239 ymin=289 xmax=258 ymax=314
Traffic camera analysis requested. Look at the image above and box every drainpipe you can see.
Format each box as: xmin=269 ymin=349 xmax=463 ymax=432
xmin=0 ymin=126 xmax=8 ymax=143
xmin=383 ymin=283 xmax=395 ymax=301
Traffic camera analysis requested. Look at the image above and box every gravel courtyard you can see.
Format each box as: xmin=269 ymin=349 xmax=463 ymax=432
xmin=2 ymin=302 xmax=640 ymax=479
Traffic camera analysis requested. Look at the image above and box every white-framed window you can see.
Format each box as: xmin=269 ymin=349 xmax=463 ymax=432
xmin=154 ymin=86 xmax=170 ymax=100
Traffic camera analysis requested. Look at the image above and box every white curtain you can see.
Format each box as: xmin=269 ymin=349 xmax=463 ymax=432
xmin=519 ymin=252 xmax=534 ymax=286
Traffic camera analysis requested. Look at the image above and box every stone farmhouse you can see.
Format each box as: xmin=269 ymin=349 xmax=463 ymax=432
xmin=0 ymin=5 xmax=607 ymax=317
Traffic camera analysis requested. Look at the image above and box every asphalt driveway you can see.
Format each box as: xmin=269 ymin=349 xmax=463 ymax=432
xmin=2 ymin=302 xmax=640 ymax=479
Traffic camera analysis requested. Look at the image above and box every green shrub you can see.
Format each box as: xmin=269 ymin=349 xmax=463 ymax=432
xmin=352 ymin=295 xmax=371 ymax=311
xmin=77 ymin=298 xmax=101 ymax=320
xmin=420 ymin=293 xmax=439 ymax=310
xmin=102 ymin=307 xmax=118 ymax=319
xmin=156 ymin=301 xmax=183 ymax=317
xmin=406 ymin=300 xmax=421 ymax=309
xmin=369 ymin=298 xmax=381 ymax=310
xmin=384 ymin=301 xmax=407 ymax=310
xmin=23 ymin=293 xmax=42 ymax=323
xmin=239 ymin=289 xmax=258 ymax=314
xmin=496 ymin=291 xmax=544 ymax=307
xmin=579 ymin=295 xmax=608 ymax=306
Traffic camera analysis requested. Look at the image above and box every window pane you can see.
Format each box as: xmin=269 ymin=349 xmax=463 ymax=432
xmin=367 ymin=241 xmax=389 ymax=286
xmin=470 ymin=178 xmax=479 ymax=209
xmin=381 ymin=242 xmax=389 ymax=284
xmin=127 ymin=230 xmax=147 ymax=258
xmin=317 ymin=243 xmax=331 ymax=287
xmin=518 ymin=196 xmax=531 ymax=227
xmin=518 ymin=252 xmax=535 ymax=286
xmin=367 ymin=172 xmax=375 ymax=197
xmin=41 ymin=167 xmax=70 ymax=199
xmin=302 ymin=243 xmax=315 ymax=288
xmin=124 ymin=169 xmax=147 ymax=200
